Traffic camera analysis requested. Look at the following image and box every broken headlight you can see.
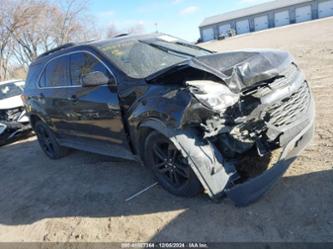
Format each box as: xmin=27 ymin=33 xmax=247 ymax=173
xmin=186 ymin=80 xmax=239 ymax=113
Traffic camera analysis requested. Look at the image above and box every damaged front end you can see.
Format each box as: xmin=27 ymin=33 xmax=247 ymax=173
xmin=143 ymin=50 xmax=315 ymax=206
xmin=0 ymin=107 xmax=31 ymax=145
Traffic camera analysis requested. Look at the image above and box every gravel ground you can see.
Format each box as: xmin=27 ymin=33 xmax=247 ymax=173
xmin=0 ymin=17 xmax=332 ymax=242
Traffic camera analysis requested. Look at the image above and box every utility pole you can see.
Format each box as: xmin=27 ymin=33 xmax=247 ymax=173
xmin=154 ymin=22 xmax=158 ymax=33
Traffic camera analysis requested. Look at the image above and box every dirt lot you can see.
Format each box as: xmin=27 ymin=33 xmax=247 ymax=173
xmin=0 ymin=17 xmax=333 ymax=242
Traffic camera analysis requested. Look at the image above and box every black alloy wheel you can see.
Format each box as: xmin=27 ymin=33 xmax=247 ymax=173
xmin=144 ymin=131 xmax=203 ymax=197
xmin=35 ymin=121 xmax=69 ymax=159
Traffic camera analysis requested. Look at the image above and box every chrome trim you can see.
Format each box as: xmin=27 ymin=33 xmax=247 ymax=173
xmin=260 ymin=72 xmax=305 ymax=105
xmin=36 ymin=50 xmax=117 ymax=89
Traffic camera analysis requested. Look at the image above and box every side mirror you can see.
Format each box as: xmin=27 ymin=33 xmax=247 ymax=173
xmin=81 ymin=71 xmax=110 ymax=87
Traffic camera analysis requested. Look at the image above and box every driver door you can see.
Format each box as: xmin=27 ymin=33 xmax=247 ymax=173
xmin=62 ymin=51 xmax=133 ymax=158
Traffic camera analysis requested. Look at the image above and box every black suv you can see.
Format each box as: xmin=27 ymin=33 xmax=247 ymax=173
xmin=23 ymin=33 xmax=315 ymax=206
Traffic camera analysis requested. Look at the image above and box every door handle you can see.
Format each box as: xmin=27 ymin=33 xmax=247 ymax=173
xmin=69 ymin=95 xmax=78 ymax=102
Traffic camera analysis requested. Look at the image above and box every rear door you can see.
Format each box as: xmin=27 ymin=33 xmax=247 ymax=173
xmin=64 ymin=51 xmax=133 ymax=158
xmin=38 ymin=56 xmax=72 ymax=133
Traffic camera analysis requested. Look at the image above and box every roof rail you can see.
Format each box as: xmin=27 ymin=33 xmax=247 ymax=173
xmin=112 ymin=33 xmax=129 ymax=38
xmin=37 ymin=43 xmax=76 ymax=59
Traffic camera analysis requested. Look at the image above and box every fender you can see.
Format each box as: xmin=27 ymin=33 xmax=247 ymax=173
xmin=28 ymin=112 xmax=48 ymax=129
xmin=25 ymin=98 xmax=54 ymax=130
xmin=140 ymin=118 xmax=237 ymax=199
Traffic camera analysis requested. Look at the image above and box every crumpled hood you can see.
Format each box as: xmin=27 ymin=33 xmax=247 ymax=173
xmin=192 ymin=49 xmax=294 ymax=93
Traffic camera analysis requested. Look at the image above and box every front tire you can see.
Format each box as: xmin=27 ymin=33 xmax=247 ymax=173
xmin=35 ymin=121 xmax=69 ymax=159
xmin=144 ymin=131 xmax=203 ymax=197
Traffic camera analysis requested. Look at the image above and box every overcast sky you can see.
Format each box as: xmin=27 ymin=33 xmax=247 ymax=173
xmin=90 ymin=0 xmax=272 ymax=41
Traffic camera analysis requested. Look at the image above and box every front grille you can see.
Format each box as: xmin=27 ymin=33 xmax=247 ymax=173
xmin=264 ymin=82 xmax=311 ymax=128
xmin=251 ymin=63 xmax=299 ymax=97
xmin=270 ymin=63 xmax=299 ymax=89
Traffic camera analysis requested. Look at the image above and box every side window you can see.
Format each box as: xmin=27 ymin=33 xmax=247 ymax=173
xmin=44 ymin=56 xmax=70 ymax=87
xmin=39 ymin=71 xmax=46 ymax=88
xmin=70 ymin=52 xmax=114 ymax=86
xmin=26 ymin=63 xmax=43 ymax=89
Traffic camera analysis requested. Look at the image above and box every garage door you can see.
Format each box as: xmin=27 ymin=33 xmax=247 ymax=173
xmin=295 ymin=5 xmax=312 ymax=23
xmin=236 ymin=19 xmax=250 ymax=34
xmin=219 ymin=24 xmax=231 ymax=36
xmin=274 ymin=10 xmax=290 ymax=27
xmin=202 ymin=28 xmax=214 ymax=42
xmin=254 ymin=15 xmax=269 ymax=31
xmin=318 ymin=0 xmax=333 ymax=18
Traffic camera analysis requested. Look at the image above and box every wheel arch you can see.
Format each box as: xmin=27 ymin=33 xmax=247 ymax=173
xmin=29 ymin=114 xmax=43 ymax=130
xmin=137 ymin=118 xmax=236 ymax=199
xmin=136 ymin=118 xmax=172 ymax=161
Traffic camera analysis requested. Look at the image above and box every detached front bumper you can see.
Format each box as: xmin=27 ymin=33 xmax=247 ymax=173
xmin=225 ymin=97 xmax=315 ymax=206
xmin=0 ymin=121 xmax=31 ymax=145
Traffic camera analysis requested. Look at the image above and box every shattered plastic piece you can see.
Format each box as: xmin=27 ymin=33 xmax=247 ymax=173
xmin=201 ymin=116 xmax=230 ymax=138
xmin=186 ymin=80 xmax=239 ymax=113
xmin=125 ymin=182 xmax=158 ymax=202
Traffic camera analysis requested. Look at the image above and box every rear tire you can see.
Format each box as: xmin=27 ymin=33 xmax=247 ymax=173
xmin=144 ymin=131 xmax=203 ymax=197
xmin=35 ymin=121 xmax=69 ymax=159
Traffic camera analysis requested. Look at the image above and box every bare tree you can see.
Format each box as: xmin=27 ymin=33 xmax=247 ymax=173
xmin=0 ymin=0 xmax=22 ymax=80
xmin=9 ymin=0 xmax=98 ymax=71
xmin=53 ymin=0 xmax=96 ymax=44
xmin=10 ymin=1 xmax=57 ymax=68
xmin=0 ymin=0 xmax=101 ymax=78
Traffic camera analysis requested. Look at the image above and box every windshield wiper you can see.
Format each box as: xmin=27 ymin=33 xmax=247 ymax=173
xmin=139 ymin=40 xmax=195 ymax=58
